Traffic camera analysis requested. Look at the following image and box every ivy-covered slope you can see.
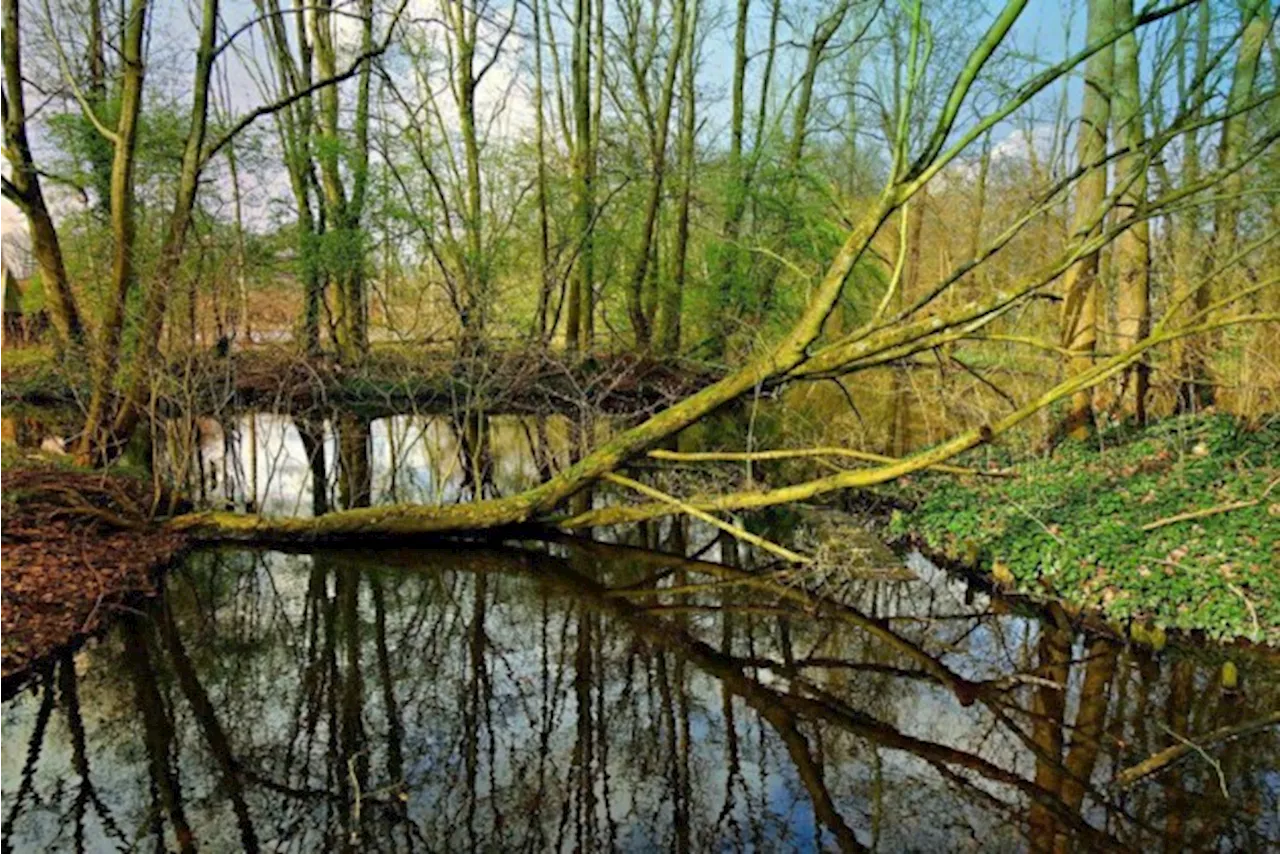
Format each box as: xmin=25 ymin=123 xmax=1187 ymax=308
xmin=890 ymin=415 xmax=1278 ymax=644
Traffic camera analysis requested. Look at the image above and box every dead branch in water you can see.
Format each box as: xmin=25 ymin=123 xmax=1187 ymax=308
xmin=1114 ymin=711 xmax=1280 ymax=789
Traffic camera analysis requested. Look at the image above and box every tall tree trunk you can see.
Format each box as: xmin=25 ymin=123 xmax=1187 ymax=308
xmin=662 ymin=0 xmax=699 ymax=353
xmin=312 ymin=0 xmax=372 ymax=366
xmin=1183 ymin=0 xmax=1268 ymax=410
xmin=622 ymin=0 xmax=689 ymax=351
xmin=2 ymin=0 xmax=86 ymax=351
xmin=449 ymin=0 xmax=487 ymax=352
xmin=108 ymin=0 xmax=221 ymax=450
xmin=707 ymin=0 xmax=751 ymax=357
xmin=1111 ymin=0 xmax=1149 ymax=423
xmin=1059 ymin=0 xmax=1115 ymax=440
xmin=77 ymin=0 xmax=149 ymax=462
xmin=260 ymin=0 xmax=324 ymax=356
xmin=226 ymin=139 xmax=251 ymax=343
xmin=1171 ymin=3 xmax=1207 ymax=412
xmin=566 ymin=0 xmax=594 ymax=352
xmin=531 ymin=0 xmax=554 ymax=343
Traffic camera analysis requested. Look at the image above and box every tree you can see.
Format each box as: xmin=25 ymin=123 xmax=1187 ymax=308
xmin=1 ymin=0 xmax=85 ymax=352
xmin=662 ymin=0 xmax=700 ymax=351
xmin=313 ymin=0 xmax=375 ymax=365
xmin=1112 ymin=0 xmax=1150 ymax=423
xmin=165 ymin=0 xmax=1280 ymax=544
xmin=1059 ymin=0 xmax=1115 ymax=440
xmin=1181 ymin=0 xmax=1270 ymax=410
xmin=616 ymin=0 xmax=689 ymax=349
xmin=565 ymin=0 xmax=598 ymax=352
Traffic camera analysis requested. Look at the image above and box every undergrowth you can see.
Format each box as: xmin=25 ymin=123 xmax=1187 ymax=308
xmin=889 ymin=413 xmax=1279 ymax=644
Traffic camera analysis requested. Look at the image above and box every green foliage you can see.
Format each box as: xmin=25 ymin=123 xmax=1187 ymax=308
xmin=891 ymin=414 xmax=1279 ymax=644
xmin=19 ymin=271 xmax=46 ymax=313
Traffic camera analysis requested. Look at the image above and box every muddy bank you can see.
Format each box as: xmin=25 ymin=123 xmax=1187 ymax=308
xmin=1 ymin=464 xmax=188 ymax=682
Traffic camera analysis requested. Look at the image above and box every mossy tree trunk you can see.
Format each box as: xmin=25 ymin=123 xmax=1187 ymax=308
xmin=1 ymin=0 xmax=86 ymax=353
xmin=1111 ymin=0 xmax=1150 ymax=423
xmin=77 ymin=0 xmax=150 ymax=462
xmin=1059 ymin=0 xmax=1115 ymax=441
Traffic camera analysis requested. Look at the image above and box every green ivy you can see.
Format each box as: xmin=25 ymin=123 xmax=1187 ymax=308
xmin=890 ymin=414 xmax=1279 ymax=644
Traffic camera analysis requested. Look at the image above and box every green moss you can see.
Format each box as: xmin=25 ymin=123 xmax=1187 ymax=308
xmin=890 ymin=414 xmax=1279 ymax=644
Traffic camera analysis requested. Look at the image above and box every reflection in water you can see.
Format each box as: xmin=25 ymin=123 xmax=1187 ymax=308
xmin=3 ymin=537 xmax=1277 ymax=852
xmin=168 ymin=411 xmax=591 ymax=515
xmin=4 ymin=408 xmax=1278 ymax=850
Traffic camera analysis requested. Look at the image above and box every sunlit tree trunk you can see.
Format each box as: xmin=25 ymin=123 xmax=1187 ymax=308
xmin=887 ymin=193 xmax=926 ymax=457
xmin=1111 ymin=0 xmax=1149 ymax=423
xmin=1059 ymin=0 xmax=1114 ymax=440
xmin=1184 ymin=0 xmax=1268 ymax=410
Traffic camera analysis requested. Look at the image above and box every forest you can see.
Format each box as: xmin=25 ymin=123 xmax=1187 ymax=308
xmin=1 ymin=0 xmax=1278 ymax=850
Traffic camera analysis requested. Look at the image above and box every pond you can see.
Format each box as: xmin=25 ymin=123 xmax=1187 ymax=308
xmin=2 ymin=406 xmax=1278 ymax=851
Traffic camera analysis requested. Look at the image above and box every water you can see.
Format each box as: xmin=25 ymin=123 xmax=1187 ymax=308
xmin=2 ymin=407 xmax=1278 ymax=851
xmin=4 ymin=536 xmax=1278 ymax=852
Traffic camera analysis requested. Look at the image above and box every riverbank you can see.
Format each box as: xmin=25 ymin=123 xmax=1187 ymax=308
xmin=888 ymin=414 xmax=1279 ymax=644
xmin=0 ymin=450 xmax=188 ymax=679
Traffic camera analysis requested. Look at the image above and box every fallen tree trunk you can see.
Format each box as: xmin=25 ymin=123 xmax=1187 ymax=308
xmin=167 ymin=313 xmax=1275 ymax=543
xmin=161 ymin=0 xmax=1270 ymax=546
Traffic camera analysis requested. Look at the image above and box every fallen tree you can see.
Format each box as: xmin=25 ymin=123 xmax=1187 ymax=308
xmin=161 ymin=0 xmax=1276 ymax=546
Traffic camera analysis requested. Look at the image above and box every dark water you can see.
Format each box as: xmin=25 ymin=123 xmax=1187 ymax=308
xmin=2 ymin=408 xmax=1279 ymax=851
xmin=3 ymin=539 xmax=1278 ymax=852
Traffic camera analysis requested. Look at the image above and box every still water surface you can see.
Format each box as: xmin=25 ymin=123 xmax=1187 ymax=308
xmin=2 ymin=409 xmax=1277 ymax=851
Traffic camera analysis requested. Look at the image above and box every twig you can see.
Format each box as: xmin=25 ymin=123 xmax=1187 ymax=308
xmin=648 ymin=447 xmax=1014 ymax=478
xmin=602 ymin=473 xmax=811 ymax=564
xmin=1142 ymin=477 xmax=1278 ymax=531
xmin=1114 ymin=711 xmax=1280 ymax=790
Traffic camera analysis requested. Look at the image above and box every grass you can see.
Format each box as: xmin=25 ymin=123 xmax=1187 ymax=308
xmin=889 ymin=413 xmax=1279 ymax=645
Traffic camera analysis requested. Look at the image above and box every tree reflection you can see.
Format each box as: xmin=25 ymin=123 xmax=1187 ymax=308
xmin=2 ymin=540 xmax=1277 ymax=852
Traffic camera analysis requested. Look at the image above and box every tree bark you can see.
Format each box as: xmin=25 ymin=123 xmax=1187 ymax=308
xmin=1183 ymin=0 xmax=1268 ymax=410
xmin=1111 ymin=0 xmax=1149 ymax=423
xmin=566 ymin=0 xmax=594 ymax=352
xmin=77 ymin=0 xmax=150 ymax=462
xmin=662 ymin=0 xmax=699 ymax=352
xmin=109 ymin=0 xmax=222 ymax=447
xmin=623 ymin=0 xmax=688 ymax=351
xmin=1059 ymin=0 xmax=1115 ymax=440
xmin=1 ymin=0 xmax=86 ymax=352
